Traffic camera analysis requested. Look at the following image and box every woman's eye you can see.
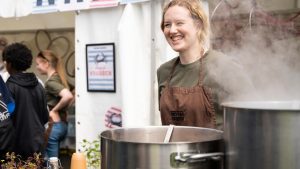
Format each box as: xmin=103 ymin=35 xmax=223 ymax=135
xmin=164 ymin=23 xmax=171 ymax=28
xmin=177 ymin=22 xmax=183 ymax=26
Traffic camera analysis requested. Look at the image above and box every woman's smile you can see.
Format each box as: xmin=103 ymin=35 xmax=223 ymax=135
xmin=170 ymin=34 xmax=183 ymax=45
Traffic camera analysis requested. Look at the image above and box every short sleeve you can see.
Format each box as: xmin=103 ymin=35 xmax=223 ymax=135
xmin=45 ymin=75 xmax=65 ymax=96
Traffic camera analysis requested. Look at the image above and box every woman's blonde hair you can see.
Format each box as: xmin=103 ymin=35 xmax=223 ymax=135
xmin=37 ymin=50 xmax=69 ymax=88
xmin=161 ymin=0 xmax=210 ymax=52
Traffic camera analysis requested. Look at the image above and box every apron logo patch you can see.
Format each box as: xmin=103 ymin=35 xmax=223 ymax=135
xmin=170 ymin=111 xmax=185 ymax=122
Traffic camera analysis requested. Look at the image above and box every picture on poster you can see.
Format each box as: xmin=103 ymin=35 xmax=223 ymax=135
xmin=86 ymin=43 xmax=116 ymax=92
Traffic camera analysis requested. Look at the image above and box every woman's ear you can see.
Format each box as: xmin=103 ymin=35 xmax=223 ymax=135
xmin=195 ymin=19 xmax=203 ymax=30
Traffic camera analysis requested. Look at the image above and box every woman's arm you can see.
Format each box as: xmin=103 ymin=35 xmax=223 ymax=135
xmin=51 ymin=88 xmax=73 ymax=112
xmin=50 ymin=88 xmax=73 ymax=122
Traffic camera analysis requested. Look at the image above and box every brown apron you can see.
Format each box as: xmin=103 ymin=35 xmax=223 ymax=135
xmin=159 ymin=57 xmax=216 ymax=128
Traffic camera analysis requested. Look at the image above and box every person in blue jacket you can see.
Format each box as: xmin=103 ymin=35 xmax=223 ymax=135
xmin=0 ymin=75 xmax=15 ymax=159
xmin=0 ymin=75 xmax=15 ymax=114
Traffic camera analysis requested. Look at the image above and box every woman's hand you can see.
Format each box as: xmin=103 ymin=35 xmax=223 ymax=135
xmin=49 ymin=110 xmax=61 ymax=122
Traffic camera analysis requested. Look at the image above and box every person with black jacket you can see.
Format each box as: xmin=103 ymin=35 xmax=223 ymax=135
xmin=2 ymin=43 xmax=49 ymax=159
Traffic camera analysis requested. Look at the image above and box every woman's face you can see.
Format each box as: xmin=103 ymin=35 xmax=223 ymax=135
xmin=35 ymin=57 xmax=48 ymax=75
xmin=163 ymin=6 xmax=201 ymax=53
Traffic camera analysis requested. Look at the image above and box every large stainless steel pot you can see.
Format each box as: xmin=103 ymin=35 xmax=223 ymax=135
xmin=101 ymin=126 xmax=224 ymax=169
xmin=223 ymin=101 xmax=300 ymax=169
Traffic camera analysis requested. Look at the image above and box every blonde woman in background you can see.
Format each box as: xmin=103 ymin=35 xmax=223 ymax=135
xmin=35 ymin=50 xmax=73 ymax=159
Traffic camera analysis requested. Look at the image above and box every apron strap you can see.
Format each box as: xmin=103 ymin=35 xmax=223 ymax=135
xmin=197 ymin=51 xmax=208 ymax=86
xmin=165 ymin=57 xmax=180 ymax=87
xmin=197 ymin=57 xmax=204 ymax=86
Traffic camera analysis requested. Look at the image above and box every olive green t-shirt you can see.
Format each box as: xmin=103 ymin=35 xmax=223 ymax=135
xmin=45 ymin=73 xmax=66 ymax=111
xmin=157 ymin=50 xmax=256 ymax=129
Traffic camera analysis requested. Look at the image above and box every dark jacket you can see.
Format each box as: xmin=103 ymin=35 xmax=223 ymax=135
xmin=6 ymin=72 xmax=48 ymax=159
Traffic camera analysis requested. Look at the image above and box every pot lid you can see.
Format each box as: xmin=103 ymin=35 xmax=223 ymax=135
xmin=222 ymin=100 xmax=300 ymax=110
xmin=101 ymin=126 xmax=223 ymax=144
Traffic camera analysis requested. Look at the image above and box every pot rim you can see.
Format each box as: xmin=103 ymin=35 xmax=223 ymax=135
xmin=222 ymin=100 xmax=300 ymax=111
xmin=100 ymin=125 xmax=223 ymax=145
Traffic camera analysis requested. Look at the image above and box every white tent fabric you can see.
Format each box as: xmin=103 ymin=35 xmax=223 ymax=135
xmin=118 ymin=2 xmax=152 ymax=127
xmin=0 ymin=0 xmax=16 ymax=18
xmin=0 ymin=0 xmax=33 ymax=18
xmin=16 ymin=0 xmax=33 ymax=17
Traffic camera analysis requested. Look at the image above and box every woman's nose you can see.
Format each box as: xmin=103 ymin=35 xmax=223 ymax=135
xmin=169 ymin=25 xmax=177 ymax=33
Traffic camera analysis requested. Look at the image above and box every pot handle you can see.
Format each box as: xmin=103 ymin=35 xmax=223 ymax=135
xmin=174 ymin=152 xmax=223 ymax=163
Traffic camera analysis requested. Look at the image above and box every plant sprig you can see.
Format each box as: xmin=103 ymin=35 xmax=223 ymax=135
xmin=1 ymin=152 xmax=44 ymax=169
xmin=81 ymin=138 xmax=101 ymax=169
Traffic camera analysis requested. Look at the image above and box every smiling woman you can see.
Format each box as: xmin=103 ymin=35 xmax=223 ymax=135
xmin=157 ymin=0 xmax=257 ymax=130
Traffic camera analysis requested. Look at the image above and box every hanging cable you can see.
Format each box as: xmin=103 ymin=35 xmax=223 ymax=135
xmin=210 ymin=0 xmax=224 ymax=21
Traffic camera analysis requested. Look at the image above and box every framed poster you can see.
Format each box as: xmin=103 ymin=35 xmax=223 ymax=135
xmin=86 ymin=43 xmax=116 ymax=92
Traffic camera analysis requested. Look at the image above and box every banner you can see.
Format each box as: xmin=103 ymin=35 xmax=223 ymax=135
xmin=32 ymin=0 xmax=59 ymax=14
xmin=89 ymin=0 xmax=119 ymax=9
xmin=120 ymin=0 xmax=149 ymax=4
xmin=0 ymin=0 xmax=150 ymax=17
xmin=57 ymin=0 xmax=89 ymax=11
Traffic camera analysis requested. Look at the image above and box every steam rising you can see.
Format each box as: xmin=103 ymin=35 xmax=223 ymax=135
xmin=211 ymin=1 xmax=300 ymax=101
xmin=229 ymin=29 xmax=300 ymax=100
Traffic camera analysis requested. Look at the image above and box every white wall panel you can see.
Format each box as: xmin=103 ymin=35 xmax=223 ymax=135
xmin=0 ymin=12 xmax=75 ymax=32
xmin=75 ymin=7 xmax=124 ymax=151
xmin=118 ymin=3 xmax=152 ymax=127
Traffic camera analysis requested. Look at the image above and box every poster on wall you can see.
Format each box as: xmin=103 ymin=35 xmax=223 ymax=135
xmin=86 ymin=43 xmax=116 ymax=92
xmin=89 ymin=0 xmax=119 ymax=8
xmin=32 ymin=0 xmax=59 ymax=14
